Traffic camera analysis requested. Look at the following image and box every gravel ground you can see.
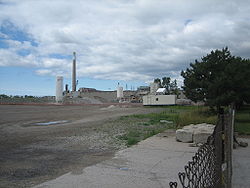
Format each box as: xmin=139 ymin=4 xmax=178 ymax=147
xmin=0 ymin=104 xmax=164 ymax=188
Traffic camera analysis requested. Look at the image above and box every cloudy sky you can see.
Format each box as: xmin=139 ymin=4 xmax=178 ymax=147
xmin=0 ymin=0 xmax=250 ymax=96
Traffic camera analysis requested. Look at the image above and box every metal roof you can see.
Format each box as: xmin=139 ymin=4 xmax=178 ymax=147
xmin=156 ymin=88 xmax=166 ymax=93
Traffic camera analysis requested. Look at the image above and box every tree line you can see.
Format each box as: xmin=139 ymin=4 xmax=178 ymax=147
xmin=0 ymin=94 xmax=37 ymax=99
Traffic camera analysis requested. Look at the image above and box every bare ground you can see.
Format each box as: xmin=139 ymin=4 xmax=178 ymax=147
xmin=0 ymin=104 xmax=164 ymax=188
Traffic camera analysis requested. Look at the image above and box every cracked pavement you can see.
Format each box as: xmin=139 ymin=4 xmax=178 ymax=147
xmin=33 ymin=131 xmax=198 ymax=188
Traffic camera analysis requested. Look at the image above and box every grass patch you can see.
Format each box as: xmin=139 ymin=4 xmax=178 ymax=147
xmin=117 ymin=123 xmax=172 ymax=146
xmin=114 ymin=106 xmax=217 ymax=146
xmin=116 ymin=105 xmax=217 ymax=146
xmin=116 ymin=112 xmax=175 ymax=146
xmin=143 ymin=106 xmax=217 ymax=128
xmin=127 ymin=137 xmax=139 ymax=146
xmin=175 ymin=107 xmax=217 ymax=128
xmin=235 ymin=105 xmax=250 ymax=135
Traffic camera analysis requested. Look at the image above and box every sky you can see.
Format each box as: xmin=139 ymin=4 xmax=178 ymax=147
xmin=1 ymin=0 xmax=250 ymax=96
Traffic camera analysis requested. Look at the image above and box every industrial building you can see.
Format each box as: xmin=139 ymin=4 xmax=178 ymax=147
xmin=55 ymin=52 xmax=143 ymax=104
xmin=55 ymin=52 xmax=182 ymax=105
xmin=142 ymin=83 xmax=177 ymax=106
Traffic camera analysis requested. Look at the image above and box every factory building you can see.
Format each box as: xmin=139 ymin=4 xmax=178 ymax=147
xmin=143 ymin=86 xmax=177 ymax=106
xmin=55 ymin=52 xmax=153 ymax=104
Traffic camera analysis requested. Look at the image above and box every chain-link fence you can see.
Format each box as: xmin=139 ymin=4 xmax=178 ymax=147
xmin=169 ymin=109 xmax=233 ymax=188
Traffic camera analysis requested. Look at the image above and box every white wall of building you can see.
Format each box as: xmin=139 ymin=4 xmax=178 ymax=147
xmin=143 ymin=95 xmax=176 ymax=106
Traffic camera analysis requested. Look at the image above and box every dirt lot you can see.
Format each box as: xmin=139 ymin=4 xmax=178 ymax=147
xmin=0 ymin=104 xmax=164 ymax=188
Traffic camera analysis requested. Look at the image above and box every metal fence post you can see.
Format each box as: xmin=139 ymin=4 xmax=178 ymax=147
xmin=224 ymin=107 xmax=234 ymax=188
xmin=215 ymin=111 xmax=223 ymax=188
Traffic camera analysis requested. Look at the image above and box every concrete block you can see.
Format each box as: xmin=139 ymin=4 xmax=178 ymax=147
xmin=176 ymin=123 xmax=215 ymax=144
xmin=193 ymin=131 xmax=212 ymax=144
xmin=176 ymin=129 xmax=193 ymax=143
xmin=193 ymin=124 xmax=215 ymax=144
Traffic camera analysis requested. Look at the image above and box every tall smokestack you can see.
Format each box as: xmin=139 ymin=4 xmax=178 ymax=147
xmin=72 ymin=52 xmax=76 ymax=92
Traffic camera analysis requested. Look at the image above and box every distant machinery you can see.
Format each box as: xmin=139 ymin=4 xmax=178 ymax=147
xmin=56 ymin=76 xmax=63 ymax=103
xmin=137 ymin=86 xmax=150 ymax=92
xmin=65 ymin=84 xmax=69 ymax=93
xmin=78 ymin=87 xmax=98 ymax=92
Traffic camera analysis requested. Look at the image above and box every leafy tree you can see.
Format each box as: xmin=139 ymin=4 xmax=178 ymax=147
xmin=24 ymin=95 xmax=35 ymax=99
xmin=154 ymin=77 xmax=179 ymax=95
xmin=181 ymin=47 xmax=250 ymax=110
xmin=162 ymin=77 xmax=171 ymax=93
xmin=170 ymin=79 xmax=179 ymax=95
xmin=154 ymin=78 xmax=162 ymax=87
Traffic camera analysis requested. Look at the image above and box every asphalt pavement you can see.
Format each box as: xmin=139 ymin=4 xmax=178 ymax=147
xmin=33 ymin=132 xmax=250 ymax=188
xmin=33 ymin=131 xmax=197 ymax=188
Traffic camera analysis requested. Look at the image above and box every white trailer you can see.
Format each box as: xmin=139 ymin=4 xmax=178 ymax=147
xmin=143 ymin=95 xmax=176 ymax=106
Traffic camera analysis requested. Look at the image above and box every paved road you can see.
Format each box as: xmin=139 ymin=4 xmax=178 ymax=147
xmin=34 ymin=131 xmax=198 ymax=188
xmin=232 ymin=138 xmax=250 ymax=188
xmin=33 ymin=134 xmax=250 ymax=188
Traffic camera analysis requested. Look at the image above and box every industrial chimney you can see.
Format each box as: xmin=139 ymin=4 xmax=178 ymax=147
xmin=72 ymin=52 xmax=76 ymax=92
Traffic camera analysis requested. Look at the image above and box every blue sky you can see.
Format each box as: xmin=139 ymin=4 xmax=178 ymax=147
xmin=0 ymin=66 xmax=144 ymax=96
xmin=1 ymin=0 xmax=250 ymax=96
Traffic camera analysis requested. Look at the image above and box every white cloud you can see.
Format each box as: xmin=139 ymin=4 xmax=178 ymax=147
xmin=0 ymin=48 xmax=37 ymax=66
xmin=35 ymin=69 xmax=52 ymax=76
xmin=1 ymin=0 xmax=250 ymax=85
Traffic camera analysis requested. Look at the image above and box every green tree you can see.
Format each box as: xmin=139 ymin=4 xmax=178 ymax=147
xmin=162 ymin=77 xmax=171 ymax=93
xmin=181 ymin=47 xmax=250 ymax=110
xmin=170 ymin=79 xmax=179 ymax=95
xmin=0 ymin=94 xmax=9 ymax=99
xmin=154 ymin=77 xmax=179 ymax=95
xmin=154 ymin=78 xmax=162 ymax=87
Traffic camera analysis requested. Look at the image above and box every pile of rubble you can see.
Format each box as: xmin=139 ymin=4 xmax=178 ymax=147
xmin=176 ymin=123 xmax=215 ymax=144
